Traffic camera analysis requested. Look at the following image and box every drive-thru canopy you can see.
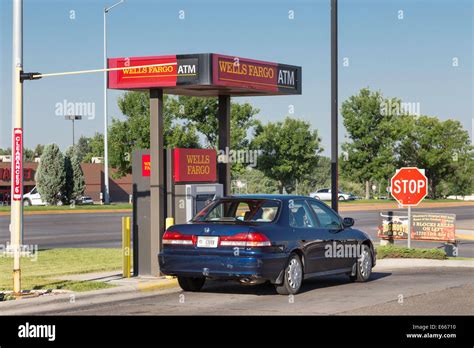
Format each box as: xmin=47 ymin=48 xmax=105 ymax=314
xmin=108 ymin=53 xmax=302 ymax=276
xmin=108 ymin=53 xmax=301 ymax=96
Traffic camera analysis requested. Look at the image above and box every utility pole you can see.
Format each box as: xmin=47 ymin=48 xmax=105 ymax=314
xmin=330 ymin=0 xmax=339 ymax=212
xmin=103 ymin=0 xmax=125 ymax=205
xmin=11 ymin=0 xmax=23 ymax=295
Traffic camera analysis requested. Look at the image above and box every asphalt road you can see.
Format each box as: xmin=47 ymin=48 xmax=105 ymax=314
xmin=0 ymin=205 xmax=472 ymax=255
xmin=0 ymin=212 xmax=132 ymax=248
xmin=39 ymin=267 xmax=474 ymax=315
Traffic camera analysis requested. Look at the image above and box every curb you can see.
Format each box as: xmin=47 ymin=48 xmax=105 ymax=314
xmin=0 ymin=277 xmax=179 ymax=315
xmin=374 ymin=258 xmax=474 ymax=270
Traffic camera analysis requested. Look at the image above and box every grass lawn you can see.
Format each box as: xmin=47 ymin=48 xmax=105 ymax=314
xmin=0 ymin=203 xmax=132 ymax=213
xmin=376 ymin=245 xmax=447 ymax=259
xmin=447 ymin=257 xmax=474 ymax=261
xmin=0 ymin=248 xmax=123 ymax=292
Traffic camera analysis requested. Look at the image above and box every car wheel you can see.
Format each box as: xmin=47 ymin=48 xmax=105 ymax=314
xmin=276 ymin=253 xmax=303 ymax=295
xmin=314 ymin=195 xmax=321 ymax=200
xmin=349 ymin=244 xmax=373 ymax=282
xmin=23 ymin=199 xmax=32 ymax=207
xmin=177 ymin=276 xmax=206 ymax=292
xmin=338 ymin=196 xmax=345 ymax=201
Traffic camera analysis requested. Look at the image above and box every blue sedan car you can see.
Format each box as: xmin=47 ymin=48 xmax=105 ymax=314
xmin=158 ymin=195 xmax=376 ymax=295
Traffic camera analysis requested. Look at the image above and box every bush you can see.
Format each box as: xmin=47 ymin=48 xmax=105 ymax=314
xmin=376 ymin=245 xmax=447 ymax=260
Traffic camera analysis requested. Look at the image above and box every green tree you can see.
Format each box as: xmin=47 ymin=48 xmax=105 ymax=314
xmin=232 ymin=168 xmax=279 ymax=194
xmin=35 ymin=144 xmax=65 ymax=205
xmin=75 ymin=136 xmax=91 ymax=162
xmin=341 ymin=88 xmax=402 ymax=199
xmin=169 ymin=96 xmax=260 ymax=148
xmin=397 ymin=116 xmax=473 ymax=198
xmin=168 ymin=95 xmax=260 ymax=175
xmin=71 ymin=153 xmax=85 ymax=200
xmin=82 ymin=133 xmax=104 ymax=163
xmin=108 ymin=92 xmax=201 ymax=177
xmin=0 ymin=148 xmax=11 ymax=155
xmin=63 ymin=153 xmax=73 ymax=204
xmin=33 ymin=144 xmax=44 ymax=158
xmin=63 ymin=147 xmax=86 ymax=202
xmin=252 ymin=117 xmax=322 ymax=193
xmin=23 ymin=148 xmax=35 ymax=162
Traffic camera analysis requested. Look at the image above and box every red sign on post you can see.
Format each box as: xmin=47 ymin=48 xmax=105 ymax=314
xmin=390 ymin=167 xmax=428 ymax=206
xmin=142 ymin=154 xmax=151 ymax=177
xmin=12 ymin=128 xmax=23 ymax=201
xmin=173 ymin=148 xmax=217 ymax=183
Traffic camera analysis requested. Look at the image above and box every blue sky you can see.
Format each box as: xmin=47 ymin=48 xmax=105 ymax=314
xmin=0 ymin=0 xmax=472 ymax=156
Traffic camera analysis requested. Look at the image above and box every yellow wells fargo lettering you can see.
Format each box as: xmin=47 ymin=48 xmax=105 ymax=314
xmin=186 ymin=154 xmax=211 ymax=176
xmin=218 ymin=60 xmax=274 ymax=79
xmin=123 ymin=65 xmax=174 ymax=75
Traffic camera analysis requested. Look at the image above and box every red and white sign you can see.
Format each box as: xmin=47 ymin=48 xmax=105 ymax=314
xmin=173 ymin=148 xmax=217 ymax=183
xmin=12 ymin=128 xmax=23 ymax=201
xmin=390 ymin=167 xmax=428 ymax=206
xmin=142 ymin=154 xmax=151 ymax=177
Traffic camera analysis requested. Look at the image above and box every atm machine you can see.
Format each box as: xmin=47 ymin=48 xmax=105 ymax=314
xmin=173 ymin=183 xmax=223 ymax=224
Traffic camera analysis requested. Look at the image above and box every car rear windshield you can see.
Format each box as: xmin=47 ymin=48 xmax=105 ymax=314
xmin=192 ymin=199 xmax=281 ymax=223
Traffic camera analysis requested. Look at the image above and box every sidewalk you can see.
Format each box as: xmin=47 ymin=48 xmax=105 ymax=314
xmin=0 ymin=273 xmax=178 ymax=315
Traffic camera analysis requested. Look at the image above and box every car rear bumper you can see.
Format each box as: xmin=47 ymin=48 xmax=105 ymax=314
xmin=158 ymin=251 xmax=287 ymax=283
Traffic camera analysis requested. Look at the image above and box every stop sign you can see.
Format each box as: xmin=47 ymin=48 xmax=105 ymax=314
xmin=390 ymin=167 xmax=428 ymax=206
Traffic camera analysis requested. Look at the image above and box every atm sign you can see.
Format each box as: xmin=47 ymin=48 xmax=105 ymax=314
xmin=174 ymin=148 xmax=217 ymax=183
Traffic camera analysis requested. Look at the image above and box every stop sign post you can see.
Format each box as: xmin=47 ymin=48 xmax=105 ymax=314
xmin=390 ymin=167 xmax=428 ymax=248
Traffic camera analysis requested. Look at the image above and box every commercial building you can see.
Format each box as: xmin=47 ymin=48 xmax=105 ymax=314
xmin=0 ymin=162 xmax=132 ymax=204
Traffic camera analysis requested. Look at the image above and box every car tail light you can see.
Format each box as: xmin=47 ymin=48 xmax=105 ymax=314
xmin=220 ymin=232 xmax=271 ymax=247
xmin=162 ymin=231 xmax=196 ymax=245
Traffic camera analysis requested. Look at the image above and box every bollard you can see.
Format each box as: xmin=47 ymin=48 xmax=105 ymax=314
xmin=122 ymin=216 xmax=131 ymax=278
xmin=165 ymin=217 xmax=174 ymax=230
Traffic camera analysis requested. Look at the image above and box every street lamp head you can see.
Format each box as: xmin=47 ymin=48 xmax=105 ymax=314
xmin=105 ymin=0 xmax=125 ymax=13
xmin=64 ymin=115 xmax=82 ymax=121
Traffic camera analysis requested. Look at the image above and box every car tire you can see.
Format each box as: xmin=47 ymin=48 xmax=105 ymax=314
xmin=23 ymin=199 xmax=32 ymax=207
xmin=349 ymin=244 xmax=373 ymax=282
xmin=338 ymin=196 xmax=345 ymax=201
xmin=314 ymin=195 xmax=321 ymax=200
xmin=275 ymin=253 xmax=303 ymax=295
xmin=177 ymin=276 xmax=206 ymax=292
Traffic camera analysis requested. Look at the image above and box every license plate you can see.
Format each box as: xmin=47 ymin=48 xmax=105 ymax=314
xmin=197 ymin=236 xmax=219 ymax=248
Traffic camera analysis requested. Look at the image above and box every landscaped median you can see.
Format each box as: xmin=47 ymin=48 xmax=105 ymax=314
xmin=376 ymin=245 xmax=448 ymax=260
xmin=0 ymin=248 xmax=123 ymax=297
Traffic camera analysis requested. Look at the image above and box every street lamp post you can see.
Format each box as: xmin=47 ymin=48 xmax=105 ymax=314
xmin=64 ymin=115 xmax=82 ymax=146
xmin=103 ymin=0 xmax=125 ymax=205
xmin=330 ymin=0 xmax=339 ymax=212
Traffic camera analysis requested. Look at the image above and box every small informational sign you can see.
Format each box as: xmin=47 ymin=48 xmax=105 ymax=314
xmin=12 ymin=128 xmax=23 ymax=201
xmin=378 ymin=212 xmax=456 ymax=242
xmin=412 ymin=213 xmax=456 ymax=242
xmin=142 ymin=154 xmax=151 ymax=177
xmin=173 ymin=148 xmax=217 ymax=183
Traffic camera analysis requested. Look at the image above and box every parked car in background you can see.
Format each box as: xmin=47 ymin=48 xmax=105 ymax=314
xmin=23 ymin=186 xmax=47 ymax=206
xmin=159 ymin=194 xmax=375 ymax=295
xmin=76 ymin=196 xmax=94 ymax=205
xmin=310 ymin=189 xmax=356 ymax=201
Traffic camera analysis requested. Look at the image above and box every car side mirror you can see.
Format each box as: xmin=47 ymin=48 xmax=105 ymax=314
xmin=342 ymin=217 xmax=354 ymax=228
